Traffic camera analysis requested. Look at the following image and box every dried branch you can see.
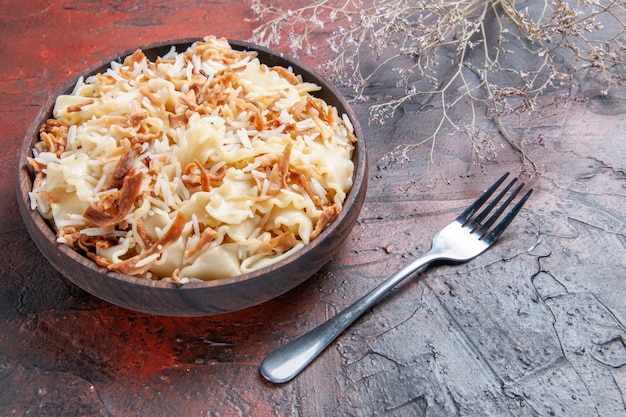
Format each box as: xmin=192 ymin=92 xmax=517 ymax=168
xmin=250 ymin=0 xmax=626 ymax=174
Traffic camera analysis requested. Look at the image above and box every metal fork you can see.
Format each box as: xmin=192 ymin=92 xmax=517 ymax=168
xmin=260 ymin=172 xmax=532 ymax=383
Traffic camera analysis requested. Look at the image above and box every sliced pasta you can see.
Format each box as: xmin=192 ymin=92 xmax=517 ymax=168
xmin=29 ymin=36 xmax=356 ymax=281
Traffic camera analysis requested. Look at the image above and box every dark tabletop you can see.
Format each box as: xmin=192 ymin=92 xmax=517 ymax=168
xmin=1 ymin=1 xmax=624 ymax=416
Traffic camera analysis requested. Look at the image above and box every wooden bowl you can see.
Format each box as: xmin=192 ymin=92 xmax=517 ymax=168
xmin=16 ymin=39 xmax=368 ymax=316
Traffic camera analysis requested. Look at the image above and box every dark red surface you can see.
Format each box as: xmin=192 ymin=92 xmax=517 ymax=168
xmin=1 ymin=1 xmax=625 ymax=416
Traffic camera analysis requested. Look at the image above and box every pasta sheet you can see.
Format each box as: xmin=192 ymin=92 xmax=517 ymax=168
xmin=28 ymin=36 xmax=356 ymax=282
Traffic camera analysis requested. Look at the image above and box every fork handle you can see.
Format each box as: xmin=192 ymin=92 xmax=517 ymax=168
xmin=260 ymin=251 xmax=440 ymax=383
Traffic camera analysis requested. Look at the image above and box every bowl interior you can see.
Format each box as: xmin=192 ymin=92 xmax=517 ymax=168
xmin=16 ymin=38 xmax=368 ymax=316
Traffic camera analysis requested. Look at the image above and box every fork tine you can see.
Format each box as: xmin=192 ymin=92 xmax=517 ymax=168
xmin=481 ymin=187 xmax=533 ymax=243
xmin=456 ymin=172 xmax=510 ymax=223
xmin=474 ymin=182 xmax=525 ymax=237
xmin=471 ymin=177 xmax=517 ymax=227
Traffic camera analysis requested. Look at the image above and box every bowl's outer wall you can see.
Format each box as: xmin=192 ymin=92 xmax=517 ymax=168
xmin=17 ymin=39 xmax=368 ymax=316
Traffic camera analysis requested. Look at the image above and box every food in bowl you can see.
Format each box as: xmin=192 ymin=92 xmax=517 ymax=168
xmin=27 ymin=36 xmax=357 ymax=283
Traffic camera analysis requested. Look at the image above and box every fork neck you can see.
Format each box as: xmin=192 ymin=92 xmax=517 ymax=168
xmin=373 ymin=249 xmax=442 ymax=297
